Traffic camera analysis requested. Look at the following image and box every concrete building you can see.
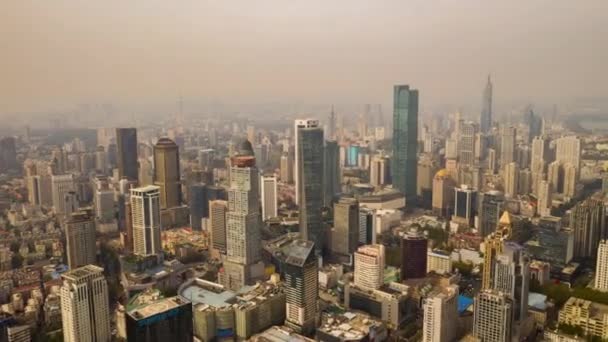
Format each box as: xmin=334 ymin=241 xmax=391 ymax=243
xmin=453 ymin=185 xmax=477 ymax=227
xmin=472 ymin=290 xmax=513 ymax=342
xmin=477 ymin=190 xmax=504 ymax=238
xmin=538 ymin=180 xmax=553 ymax=217
xmin=422 ymin=284 xmax=458 ymax=342
xmin=370 ymin=154 xmax=390 ymax=187
xmin=427 ymin=250 xmax=452 ymax=275
xmin=60 ymin=265 xmax=111 ymax=342
xmin=503 ymin=162 xmax=519 ymax=198
xmin=153 ymin=138 xmax=182 ymax=209
xmin=51 ymin=174 xmax=75 ymax=215
xmin=570 ymin=198 xmax=606 ymax=259
xmin=331 ymin=198 xmax=360 ymax=257
xmin=595 ymin=240 xmax=608 ymax=292
xmin=432 ymin=169 xmax=454 ymax=218
xmin=260 ymin=175 xmax=278 ymax=220
xmin=500 ymin=126 xmax=516 ymax=167
xmin=130 ymin=185 xmax=162 ymax=257
xmin=558 ymin=297 xmax=608 ymax=339
xmin=401 ymin=227 xmax=428 ymax=280
xmin=64 ymin=211 xmax=97 ymax=270
xmin=284 ymin=240 xmax=318 ymax=336
xmin=354 ymin=244 xmax=385 ymax=290
xmin=209 ymin=200 xmax=228 ymax=259
xmin=221 ymin=140 xmax=264 ymax=291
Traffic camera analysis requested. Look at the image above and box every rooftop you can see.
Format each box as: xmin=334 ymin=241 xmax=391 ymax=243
xmin=128 ymin=296 xmax=189 ymax=320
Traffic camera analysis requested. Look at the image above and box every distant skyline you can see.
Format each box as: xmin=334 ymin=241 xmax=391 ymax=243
xmin=2 ymin=0 xmax=607 ymax=116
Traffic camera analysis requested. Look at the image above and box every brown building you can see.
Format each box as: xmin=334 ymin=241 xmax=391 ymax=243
xmin=153 ymin=138 xmax=182 ymax=209
xmin=401 ymin=227 xmax=428 ymax=280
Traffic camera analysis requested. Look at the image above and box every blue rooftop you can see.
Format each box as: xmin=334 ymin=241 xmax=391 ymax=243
xmin=458 ymin=295 xmax=474 ymax=313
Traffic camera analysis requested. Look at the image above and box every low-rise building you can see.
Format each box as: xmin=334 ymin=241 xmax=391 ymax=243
xmin=558 ymin=297 xmax=608 ymax=339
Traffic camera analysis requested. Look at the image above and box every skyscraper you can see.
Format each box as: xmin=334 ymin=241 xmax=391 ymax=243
xmin=116 ymin=128 xmax=138 ymax=182
xmin=331 ymin=198 xmax=360 ymax=257
xmin=432 ymin=169 xmax=454 ymax=218
xmin=458 ymin=121 xmax=478 ymax=167
xmin=130 ymin=185 xmax=162 ymax=257
xmin=503 ymin=162 xmax=519 ymax=198
xmin=328 ymin=105 xmax=336 ymax=140
xmin=555 ymin=136 xmax=581 ymax=169
xmin=0 ymin=137 xmax=18 ymax=172
xmin=392 ymin=85 xmax=419 ymax=204
xmin=323 ymin=140 xmax=340 ymax=206
xmin=209 ymin=199 xmax=228 ymax=259
xmin=478 ymin=190 xmax=504 ymax=238
xmin=280 ymin=151 xmax=294 ymax=183
xmin=422 ymin=285 xmax=459 ymax=342
xmin=260 ymin=175 xmax=278 ymax=220
xmin=294 ymin=119 xmax=320 ymax=205
xmin=221 ymin=140 xmax=264 ymax=290
xmin=51 ymin=174 xmax=75 ymax=215
xmin=493 ymin=242 xmax=529 ymax=321
xmin=295 ymin=120 xmax=325 ymax=252
xmin=64 ymin=211 xmax=97 ymax=269
xmin=473 ymin=290 xmax=513 ymax=342
xmin=480 ymin=75 xmax=493 ymax=134
xmin=60 ymin=265 xmax=111 ymax=342
xmin=401 ymin=227 xmax=428 ymax=280
xmin=482 ymin=211 xmax=513 ymax=290
xmin=537 ymin=180 xmax=552 ymax=217
xmin=153 ymin=138 xmax=182 ymax=209
xmin=189 ymin=183 xmax=207 ymax=231
xmin=531 ymin=136 xmax=551 ymax=176
xmin=284 ymin=239 xmax=318 ymax=336
xmin=595 ymin=240 xmax=608 ymax=292
xmin=354 ymin=244 xmax=385 ymax=290
xmin=370 ymin=154 xmax=390 ymax=187
xmin=453 ymin=185 xmax=477 ymax=227
xmin=500 ymin=126 xmax=516 ymax=167
xmin=570 ymin=198 xmax=606 ymax=259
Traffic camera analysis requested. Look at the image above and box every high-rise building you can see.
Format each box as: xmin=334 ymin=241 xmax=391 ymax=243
xmin=595 ymin=240 xmax=608 ymax=292
xmin=503 ymin=162 xmax=519 ymax=198
xmin=531 ymin=136 xmax=551 ymax=175
xmin=458 ymin=121 xmax=478 ymax=167
xmin=130 ymin=185 xmax=162 ymax=257
xmin=0 ymin=137 xmax=18 ymax=172
xmin=189 ymin=183 xmax=208 ymax=231
xmin=472 ymin=290 xmax=513 ymax=342
xmin=392 ymin=85 xmax=419 ymax=204
xmin=482 ymin=211 xmax=513 ymax=290
xmin=480 ymin=75 xmax=493 ymax=134
xmin=331 ymin=198 xmax=360 ymax=257
xmin=126 ymin=296 xmax=193 ymax=342
xmin=432 ymin=169 xmax=454 ymax=218
xmin=295 ymin=120 xmax=325 ymax=252
xmin=153 ymin=138 xmax=182 ymax=209
xmin=60 ymin=265 xmax=111 ymax=342
xmin=401 ymin=227 xmax=428 ymax=280
xmin=261 ymin=175 xmax=278 ymax=220
xmin=93 ymin=176 xmax=115 ymax=223
xmin=323 ymin=140 xmax=340 ymax=206
xmin=563 ymin=162 xmax=577 ymax=199
xmin=358 ymin=207 xmax=374 ymax=245
xmin=477 ymin=190 xmax=504 ymax=238
xmin=6 ymin=325 xmax=31 ymax=342
xmin=547 ymin=160 xmax=563 ymax=193
xmin=370 ymin=154 xmax=390 ymax=187
xmin=518 ymin=168 xmax=532 ymax=195
xmin=51 ymin=174 xmax=75 ymax=215
xmin=294 ymin=119 xmax=320 ymax=204
xmin=221 ymin=140 xmax=264 ymax=290
xmin=64 ymin=211 xmax=97 ymax=269
xmin=280 ymin=151 xmax=294 ymax=183
xmin=555 ymin=136 xmax=581 ymax=170
xmin=284 ymin=240 xmax=318 ymax=336
xmin=354 ymin=244 xmax=385 ymax=290
xmin=500 ymin=126 xmax=516 ymax=167
xmin=453 ymin=185 xmax=477 ymax=227
xmin=570 ymin=198 xmax=606 ymax=259
xmin=524 ymin=109 xmax=543 ymax=143
xmin=537 ymin=180 xmax=552 ymax=217
xmin=116 ymin=128 xmax=138 ymax=182
xmin=493 ymin=242 xmax=529 ymax=321
xmin=422 ymin=285 xmax=459 ymax=342
xmin=209 ymin=200 xmax=228 ymax=259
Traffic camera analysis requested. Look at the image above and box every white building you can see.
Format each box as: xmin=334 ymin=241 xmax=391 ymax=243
xmin=503 ymin=162 xmax=519 ymax=198
xmin=60 ymin=265 xmax=110 ymax=342
xmin=64 ymin=211 xmax=97 ymax=270
xmin=354 ymin=244 xmax=385 ymax=290
xmin=130 ymin=185 xmax=162 ymax=257
xmin=595 ymin=240 xmax=608 ymax=292
xmin=422 ymin=285 xmax=458 ymax=342
xmin=260 ymin=175 xmax=278 ymax=220
xmin=51 ymin=174 xmax=75 ymax=215
xmin=427 ymin=250 xmax=452 ymax=275
xmin=473 ymin=290 xmax=513 ymax=342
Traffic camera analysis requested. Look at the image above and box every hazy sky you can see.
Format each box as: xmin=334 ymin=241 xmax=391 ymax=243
xmin=2 ymin=0 xmax=607 ymax=115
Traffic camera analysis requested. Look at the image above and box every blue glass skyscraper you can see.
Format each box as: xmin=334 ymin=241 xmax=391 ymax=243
xmin=392 ymin=85 xmax=418 ymax=204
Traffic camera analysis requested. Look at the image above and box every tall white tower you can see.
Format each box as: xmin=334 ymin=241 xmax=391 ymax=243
xmin=130 ymin=185 xmax=162 ymax=257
